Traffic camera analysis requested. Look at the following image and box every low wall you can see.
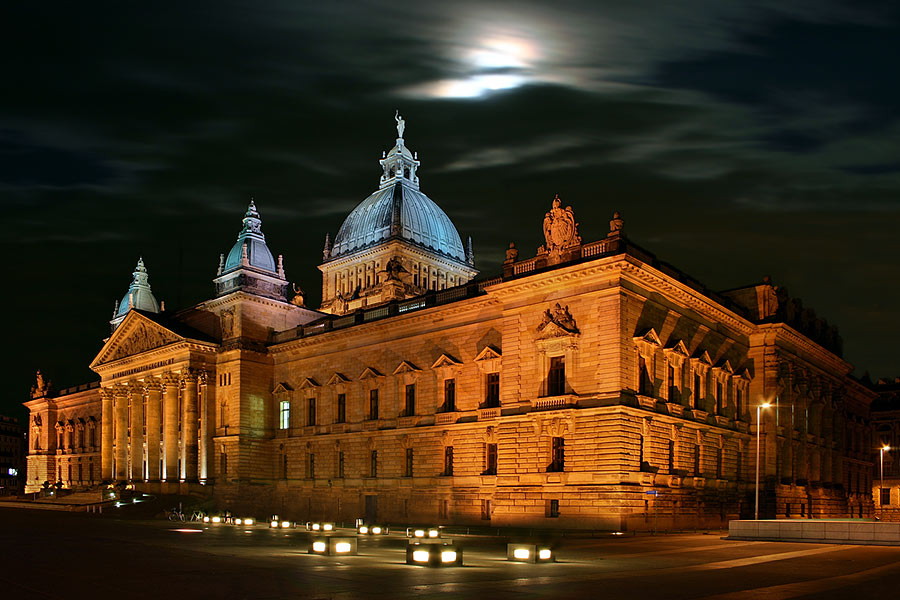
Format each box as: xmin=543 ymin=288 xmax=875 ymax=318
xmin=728 ymin=519 xmax=900 ymax=545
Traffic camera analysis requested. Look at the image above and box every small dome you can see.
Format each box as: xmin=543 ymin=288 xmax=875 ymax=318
xmin=114 ymin=258 xmax=160 ymax=319
xmin=223 ymin=200 xmax=277 ymax=274
xmin=330 ymin=183 xmax=466 ymax=261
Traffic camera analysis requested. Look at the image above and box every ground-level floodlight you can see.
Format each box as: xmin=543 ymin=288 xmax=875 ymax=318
xmin=357 ymin=524 xmax=388 ymax=535
xmin=307 ymin=522 xmax=335 ymax=532
xmin=406 ymin=543 xmax=463 ymax=567
xmin=507 ymin=543 xmax=554 ymax=563
xmin=309 ymin=537 xmax=359 ymax=556
xmin=406 ymin=527 xmax=440 ymax=539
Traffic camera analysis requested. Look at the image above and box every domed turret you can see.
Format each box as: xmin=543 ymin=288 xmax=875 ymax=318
xmin=214 ymin=200 xmax=289 ymax=301
xmin=110 ymin=257 xmax=160 ymax=331
xmin=319 ymin=113 xmax=478 ymax=314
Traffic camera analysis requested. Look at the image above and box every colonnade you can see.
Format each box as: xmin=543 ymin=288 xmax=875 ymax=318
xmin=100 ymin=369 xmax=213 ymax=483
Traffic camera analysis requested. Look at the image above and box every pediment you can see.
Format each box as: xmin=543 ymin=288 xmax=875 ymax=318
xmin=738 ymin=368 xmax=752 ymax=381
xmin=474 ymin=345 xmax=502 ymax=362
xmin=359 ymin=367 xmax=383 ymax=380
xmin=536 ymin=320 xmax=579 ymax=340
xmin=326 ymin=372 xmax=350 ymax=385
xmin=297 ymin=377 xmax=319 ymax=390
xmin=714 ymin=359 xmax=734 ymax=374
xmin=91 ymin=311 xmax=182 ymax=368
xmin=633 ymin=328 xmax=662 ymax=347
xmin=664 ymin=340 xmax=690 ymax=357
xmin=393 ymin=361 xmax=420 ymax=375
xmin=691 ymin=350 xmax=713 ymax=366
xmin=273 ymin=382 xmax=294 ymax=394
xmin=431 ymin=354 xmax=462 ymax=369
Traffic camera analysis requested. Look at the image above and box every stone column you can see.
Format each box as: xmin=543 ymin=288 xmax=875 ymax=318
xmin=163 ymin=373 xmax=179 ymax=481
xmin=146 ymin=379 xmax=162 ymax=481
xmin=114 ymin=387 xmax=128 ymax=480
xmin=129 ymin=384 xmax=144 ymax=481
xmin=198 ymin=371 xmax=211 ymax=482
xmin=182 ymin=371 xmax=199 ymax=482
xmin=100 ymin=389 xmax=114 ymax=480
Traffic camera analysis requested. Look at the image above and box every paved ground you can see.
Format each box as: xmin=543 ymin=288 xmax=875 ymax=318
xmin=3 ymin=508 xmax=899 ymax=599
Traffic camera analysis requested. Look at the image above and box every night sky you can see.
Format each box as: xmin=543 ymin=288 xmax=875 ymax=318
xmin=4 ymin=1 xmax=900 ymax=421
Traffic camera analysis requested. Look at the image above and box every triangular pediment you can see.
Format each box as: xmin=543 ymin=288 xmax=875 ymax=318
xmin=91 ymin=311 xmax=183 ymax=369
xmin=738 ymin=368 xmax=752 ymax=381
xmin=273 ymin=382 xmax=293 ymax=394
xmin=326 ymin=372 xmax=350 ymax=385
xmin=297 ymin=377 xmax=319 ymax=390
xmin=714 ymin=360 xmax=734 ymax=374
xmin=633 ymin=328 xmax=662 ymax=347
xmin=691 ymin=350 xmax=713 ymax=366
xmin=536 ymin=320 xmax=579 ymax=340
xmin=474 ymin=345 xmax=502 ymax=361
xmin=431 ymin=353 xmax=462 ymax=369
xmin=665 ymin=340 xmax=690 ymax=357
xmin=393 ymin=361 xmax=420 ymax=375
xmin=359 ymin=367 xmax=383 ymax=380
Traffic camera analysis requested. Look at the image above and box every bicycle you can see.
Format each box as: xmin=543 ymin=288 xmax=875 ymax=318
xmin=167 ymin=507 xmax=186 ymax=522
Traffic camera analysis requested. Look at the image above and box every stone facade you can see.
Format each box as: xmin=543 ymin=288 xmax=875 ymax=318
xmin=24 ymin=121 xmax=877 ymax=529
xmin=871 ymin=378 xmax=900 ymax=520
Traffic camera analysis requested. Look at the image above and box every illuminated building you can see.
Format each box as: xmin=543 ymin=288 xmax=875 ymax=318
xmin=25 ymin=117 xmax=875 ymax=528
xmin=871 ymin=378 xmax=900 ymax=519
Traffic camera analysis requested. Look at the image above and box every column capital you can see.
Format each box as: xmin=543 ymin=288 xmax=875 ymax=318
xmin=145 ymin=378 xmax=163 ymax=393
xmin=99 ymin=388 xmax=115 ymax=401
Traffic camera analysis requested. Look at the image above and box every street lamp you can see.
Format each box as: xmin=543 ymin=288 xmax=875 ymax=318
xmin=755 ymin=402 xmax=772 ymax=521
xmin=880 ymin=445 xmax=890 ymax=508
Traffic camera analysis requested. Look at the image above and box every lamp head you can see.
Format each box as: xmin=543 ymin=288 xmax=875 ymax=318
xmin=760 ymin=402 xmax=771 ymax=409
xmin=883 ymin=445 xmax=891 ymax=452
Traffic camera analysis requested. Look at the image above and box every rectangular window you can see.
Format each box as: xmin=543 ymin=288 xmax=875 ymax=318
xmin=694 ymin=373 xmax=702 ymax=407
xmin=282 ymin=454 xmax=288 ymax=479
xmin=716 ymin=448 xmax=723 ymax=479
xmin=548 ymin=437 xmax=565 ymax=472
xmin=404 ymin=383 xmax=416 ymax=417
xmin=484 ymin=443 xmax=498 ymax=475
xmin=668 ymin=364 xmax=677 ymax=401
xmin=405 ymin=448 xmax=413 ymax=477
xmin=639 ymin=355 xmax=652 ymax=396
xmin=485 ymin=373 xmax=500 ymax=408
xmin=668 ymin=440 xmax=675 ymax=472
xmin=220 ymin=452 xmax=227 ymax=477
xmin=307 ymin=453 xmax=315 ymax=479
xmin=444 ymin=379 xmax=456 ymax=412
xmin=307 ymin=397 xmax=316 ymax=426
xmin=369 ymin=389 xmax=379 ymax=420
xmin=337 ymin=451 xmax=344 ymax=478
xmin=481 ymin=499 xmax=492 ymax=520
xmin=279 ymin=400 xmax=290 ymax=430
xmin=443 ymin=446 xmax=454 ymax=476
xmin=548 ymin=356 xmax=566 ymax=396
xmin=219 ymin=402 xmax=226 ymax=428
xmin=547 ymin=499 xmax=560 ymax=518
xmin=881 ymin=488 xmax=891 ymax=506
xmin=716 ymin=381 xmax=724 ymax=414
xmin=370 ymin=450 xmax=378 ymax=478
xmin=439 ymin=499 xmax=449 ymax=520
xmin=336 ymin=394 xmax=346 ymax=423
xmin=736 ymin=388 xmax=743 ymax=418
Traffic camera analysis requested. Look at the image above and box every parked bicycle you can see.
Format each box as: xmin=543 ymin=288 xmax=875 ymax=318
xmin=167 ymin=507 xmax=186 ymax=522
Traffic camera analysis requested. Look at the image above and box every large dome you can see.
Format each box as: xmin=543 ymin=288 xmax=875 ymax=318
xmin=330 ymin=182 xmax=466 ymax=261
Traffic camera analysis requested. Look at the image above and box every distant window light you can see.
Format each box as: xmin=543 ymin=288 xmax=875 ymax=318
xmin=279 ymin=401 xmax=290 ymax=430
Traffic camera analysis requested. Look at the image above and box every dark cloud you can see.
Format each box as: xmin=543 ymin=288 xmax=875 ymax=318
xmin=3 ymin=0 xmax=900 ymax=420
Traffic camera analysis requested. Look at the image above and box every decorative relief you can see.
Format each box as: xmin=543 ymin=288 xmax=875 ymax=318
xmin=440 ymin=430 xmax=453 ymax=447
xmin=104 ymin=320 xmax=180 ymax=363
xmin=536 ymin=303 xmax=579 ymax=337
xmin=221 ymin=308 xmax=235 ymax=338
xmin=483 ymin=426 xmax=498 ymax=443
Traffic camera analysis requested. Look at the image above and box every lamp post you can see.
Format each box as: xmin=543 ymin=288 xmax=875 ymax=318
xmin=880 ymin=445 xmax=890 ymax=508
xmin=754 ymin=402 xmax=771 ymax=521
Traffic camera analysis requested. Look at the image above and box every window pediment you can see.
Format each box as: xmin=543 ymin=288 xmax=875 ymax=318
xmin=359 ymin=367 xmax=383 ymax=380
xmin=633 ymin=328 xmax=662 ymax=348
xmin=474 ymin=346 xmax=502 ymax=362
xmin=431 ymin=353 xmax=462 ymax=370
xmin=326 ymin=372 xmax=350 ymax=385
xmin=298 ymin=377 xmax=319 ymax=390
xmin=392 ymin=361 xmax=420 ymax=375
xmin=273 ymin=382 xmax=293 ymax=395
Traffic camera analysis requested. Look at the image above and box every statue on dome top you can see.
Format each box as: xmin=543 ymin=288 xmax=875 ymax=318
xmin=395 ymin=110 xmax=405 ymax=138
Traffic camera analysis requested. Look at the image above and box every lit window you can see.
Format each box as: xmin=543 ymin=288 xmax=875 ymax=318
xmin=279 ymin=401 xmax=290 ymax=430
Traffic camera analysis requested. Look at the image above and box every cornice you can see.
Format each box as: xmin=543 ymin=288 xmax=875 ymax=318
xmin=270 ymin=294 xmax=500 ymax=354
xmin=755 ymin=323 xmax=852 ymax=377
xmin=200 ymin=290 xmax=299 ymax=312
xmin=93 ymin=340 xmax=216 ymax=375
